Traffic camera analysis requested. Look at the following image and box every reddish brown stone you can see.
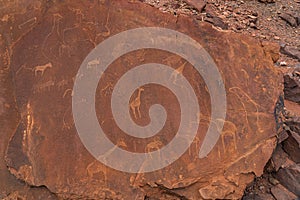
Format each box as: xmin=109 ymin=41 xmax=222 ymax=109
xmin=271 ymin=145 xmax=294 ymax=171
xmin=2 ymin=0 xmax=283 ymax=199
xmin=204 ymin=16 xmax=229 ymax=30
xmin=0 ymin=1 xmax=58 ymax=199
xmin=275 ymin=163 xmax=300 ymax=196
xmin=261 ymin=41 xmax=280 ymax=63
xmin=282 ymin=132 xmax=300 ymax=163
xmin=243 ymin=193 xmax=275 ymax=200
xmin=184 ymin=0 xmax=206 ymax=12
xmin=259 ymin=0 xmax=275 ymax=3
xmin=284 ymin=73 xmax=300 ymax=103
xmin=285 ymin=100 xmax=300 ymax=117
xmin=279 ymin=13 xmax=298 ymax=27
xmin=282 ymin=101 xmax=300 ymax=163
xmin=281 ymin=45 xmax=300 ymax=61
xmin=271 ymin=184 xmax=298 ymax=200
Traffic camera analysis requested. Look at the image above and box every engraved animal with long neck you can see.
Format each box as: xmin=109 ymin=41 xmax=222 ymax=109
xmin=130 ymin=87 xmax=144 ymax=119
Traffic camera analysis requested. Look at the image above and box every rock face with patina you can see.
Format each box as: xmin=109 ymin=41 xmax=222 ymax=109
xmin=2 ymin=0 xmax=282 ymax=199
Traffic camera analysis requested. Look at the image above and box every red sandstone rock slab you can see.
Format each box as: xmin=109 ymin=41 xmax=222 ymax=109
xmin=275 ymin=163 xmax=300 ymax=196
xmin=284 ymin=72 xmax=300 ymax=103
xmin=282 ymin=132 xmax=300 ymax=163
xmin=0 ymin=1 xmax=59 ymax=198
xmin=283 ymin=100 xmax=300 ymax=163
xmin=285 ymin=100 xmax=300 ymax=117
xmin=271 ymin=184 xmax=298 ymax=200
xmin=261 ymin=41 xmax=280 ymax=63
xmin=184 ymin=0 xmax=206 ymax=12
xmin=3 ymin=0 xmax=282 ymax=199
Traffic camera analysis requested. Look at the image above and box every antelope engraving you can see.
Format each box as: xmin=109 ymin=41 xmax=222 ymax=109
xmin=87 ymin=58 xmax=100 ymax=69
xmin=101 ymin=82 xmax=113 ymax=96
xmin=102 ymin=11 xmax=111 ymax=37
xmin=34 ymin=62 xmax=53 ymax=76
xmin=68 ymin=7 xmax=83 ymax=24
xmin=87 ymin=140 xmax=127 ymax=182
xmin=33 ymin=80 xmax=55 ymax=93
xmin=63 ymin=89 xmax=73 ymax=98
xmin=129 ymin=87 xmax=144 ymax=119
xmin=62 ymin=106 xmax=74 ymax=130
xmin=170 ymin=62 xmax=187 ymax=84
xmin=145 ymin=137 xmax=163 ymax=159
xmin=58 ymin=43 xmax=71 ymax=57
xmin=189 ymin=136 xmax=201 ymax=157
xmin=57 ymin=79 xmax=69 ymax=89
xmin=145 ymin=138 xmax=163 ymax=153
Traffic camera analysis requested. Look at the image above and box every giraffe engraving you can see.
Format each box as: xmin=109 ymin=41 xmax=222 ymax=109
xmin=129 ymin=87 xmax=144 ymax=119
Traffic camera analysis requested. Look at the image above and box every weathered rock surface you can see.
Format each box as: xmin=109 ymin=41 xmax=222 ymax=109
xmin=279 ymin=13 xmax=299 ymax=27
xmin=243 ymin=192 xmax=276 ymax=200
xmin=275 ymin=163 xmax=300 ymax=196
xmin=284 ymin=71 xmax=300 ymax=103
xmin=274 ymin=99 xmax=300 ymax=197
xmin=281 ymin=45 xmax=300 ymax=61
xmin=258 ymin=0 xmax=275 ymax=4
xmin=261 ymin=41 xmax=280 ymax=63
xmin=280 ymin=100 xmax=300 ymax=163
xmin=1 ymin=0 xmax=283 ymax=199
xmin=184 ymin=0 xmax=206 ymax=12
xmin=204 ymin=14 xmax=229 ymax=30
xmin=244 ymin=97 xmax=300 ymax=199
xmin=0 ymin=1 xmax=59 ymax=198
xmin=270 ymin=184 xmax=297 ymax=200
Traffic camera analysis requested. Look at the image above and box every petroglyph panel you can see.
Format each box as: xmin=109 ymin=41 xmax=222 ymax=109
xmin=4 ymin=0 xmax=282 ymax=199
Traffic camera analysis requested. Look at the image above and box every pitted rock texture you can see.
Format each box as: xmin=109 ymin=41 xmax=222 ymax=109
xmin=1 ymin=0 xmax=283 ymax=199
